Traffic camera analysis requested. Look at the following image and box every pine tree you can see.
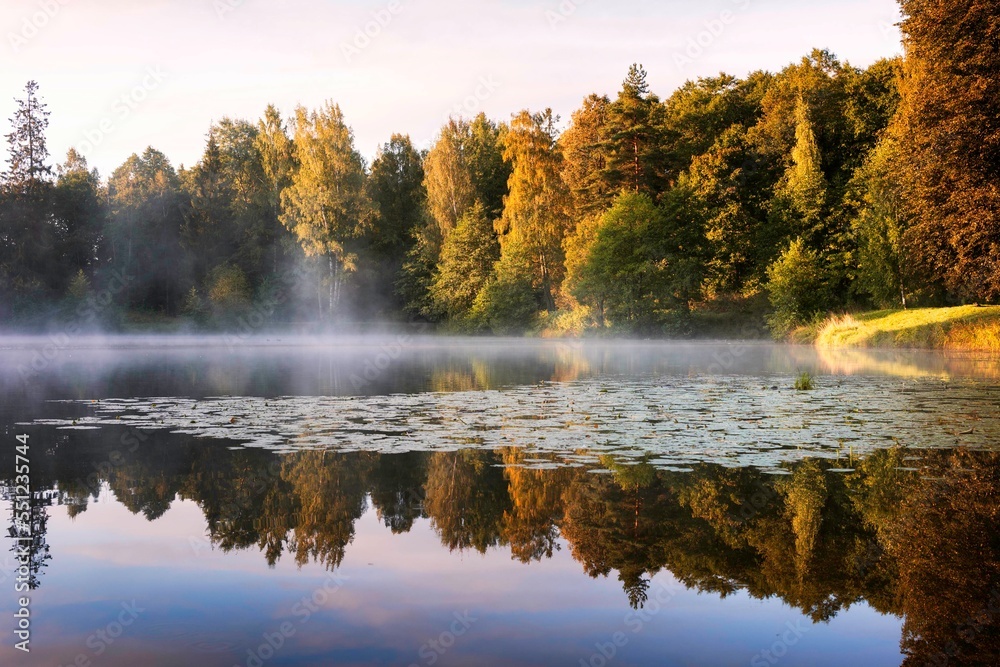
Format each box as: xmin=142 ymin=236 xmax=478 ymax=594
xmin=365 ymin=134 xmax=427 ymax=315
xmin=181 ymin=129 xmax=234 ymax=285
xmin=603 ymin=64 xmax=667 ymax=197
xmin=3 ymin=81 xmax=52 ymax=195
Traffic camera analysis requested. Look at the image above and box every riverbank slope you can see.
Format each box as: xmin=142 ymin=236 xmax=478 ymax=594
xmin=797 ymin=306 xmax=1000 ymax=351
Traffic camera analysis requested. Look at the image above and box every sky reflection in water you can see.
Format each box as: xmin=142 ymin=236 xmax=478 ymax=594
xmin=2 ymin=338 xmax=999 ymax=666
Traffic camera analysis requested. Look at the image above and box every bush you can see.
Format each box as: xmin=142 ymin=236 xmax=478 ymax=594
xmin=67 ymin=270 xmax=90 ymax=301
xmin=208 ymin=265 xmax=251 ymax=311
xmin=766 ymin=238 xmax=831 ymax=337
xmin=470 ymin=275 xmax=538 ymax=335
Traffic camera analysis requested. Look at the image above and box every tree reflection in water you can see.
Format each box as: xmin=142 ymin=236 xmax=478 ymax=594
xmin=3 ymin=430 xmax=999 ymax=663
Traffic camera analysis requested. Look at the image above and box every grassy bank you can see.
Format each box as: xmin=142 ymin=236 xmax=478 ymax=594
xmin=798 ymin=306 xmax=1000 ymax=351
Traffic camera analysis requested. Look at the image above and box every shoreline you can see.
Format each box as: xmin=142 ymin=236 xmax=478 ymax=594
xmin=793 ymin=306 xmax=1000 ymax=353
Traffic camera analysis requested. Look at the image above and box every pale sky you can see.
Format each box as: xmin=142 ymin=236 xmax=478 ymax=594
xmin=1 ymin=0 xmax=903 ymax=178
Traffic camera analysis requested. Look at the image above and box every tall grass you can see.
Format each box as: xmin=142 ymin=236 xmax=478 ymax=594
xmin=802 ymin=306 xmax=1000 ymax=351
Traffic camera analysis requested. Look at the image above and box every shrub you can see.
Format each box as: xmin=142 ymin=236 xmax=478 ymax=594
xmin=766 ymin=238 xmax=831 ymax=337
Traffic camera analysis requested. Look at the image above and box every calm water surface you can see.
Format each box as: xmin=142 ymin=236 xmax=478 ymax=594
xmin=1 ymin=336 xmax=999 ymax=666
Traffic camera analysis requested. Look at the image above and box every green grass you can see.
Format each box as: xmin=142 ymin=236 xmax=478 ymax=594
xmin=803 ymin=306 xmax=1000 ymax=351
xmin=794 ymin=372 xmax=815 ymax=391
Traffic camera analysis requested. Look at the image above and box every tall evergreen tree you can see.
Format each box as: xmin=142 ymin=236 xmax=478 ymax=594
xmin=3 ymin=81 xmax=52 ymax=194
xmin=603 ymin=64 xmax=667 ymax=197
xmin=364 ymin=134 xmax=427 ymax=316
xmin=0 ymin=81 xmax=57 ymax=307
xmin=782 ymin=96 xmax=828 ymax=236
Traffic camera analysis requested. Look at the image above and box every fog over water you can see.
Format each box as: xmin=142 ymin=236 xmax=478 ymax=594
xmin=4 ymin=335 xmax=999 ymax=470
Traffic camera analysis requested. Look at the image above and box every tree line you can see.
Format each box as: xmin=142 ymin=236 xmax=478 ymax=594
xmin=1 ymin=0 xmax=996 ymax=335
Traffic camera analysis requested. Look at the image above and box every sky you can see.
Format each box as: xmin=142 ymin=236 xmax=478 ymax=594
xmin=0 ymin=0 xmax=903 ymax=178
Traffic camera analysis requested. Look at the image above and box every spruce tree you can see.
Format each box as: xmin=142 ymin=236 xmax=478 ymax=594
xmin=3 ymin=81 xmax=52 ymax=195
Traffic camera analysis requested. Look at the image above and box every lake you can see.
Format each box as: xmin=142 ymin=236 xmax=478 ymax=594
xmin=1 ymin=336 xmax=999 ymax=666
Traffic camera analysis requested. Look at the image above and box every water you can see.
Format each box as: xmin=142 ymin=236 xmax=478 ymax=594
xmin=1 ymin=336 xmax=999 ymax=666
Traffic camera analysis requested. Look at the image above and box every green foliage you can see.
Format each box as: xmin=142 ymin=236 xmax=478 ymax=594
xmin=559 ymin=94 xmax=614 ymax=216
xmin=67 ymin=269 xmax=89 ymax=300
xmin=564 ymin=193 xmax=664 ymax=331
xmin=850 ymin=130 xmax=911 ymax=308
xmin=107 ymin=147 xmax=189 ymax=313
xmin=208 ymin=264 xmax=252 ymax=311
xmin=280 ymin=102 xmax=370 ymax=319
xmin=3 ymin=80 xmax=52 ymax=193
xmin=398 ymin=223 xmax=444 ymax=321
xmin=602 ymin=64 xmax=668 ymax=196
xmin=794 ymin=372 xmax=815 ymax=391
xmin=181 ymin=287 xmax=206 ymax=320
xmin=766 ymin=238 xmax=831 ymax=336
xmin=782 ymin=97 xmax=828 ymax=234
xmin=684 ymin=127 xmax=773 ymax=295
xmin=496 ymin=109 xmax=572 ymax=311
xmin=8 ymin=40 xmax=989 ymax=333
xmin=470 ymin=251 xmax=538 ymax=335
xmin=363 ymin=134 xmax=427 ymax=317
xmin=422 ymin=114 xmax=509 ymax=239
xmin=431 ymin=202 xmax=500 ymax=325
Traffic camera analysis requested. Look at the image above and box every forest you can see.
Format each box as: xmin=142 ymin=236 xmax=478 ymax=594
xmin=1 ymin=0 xmax=997 ymax=337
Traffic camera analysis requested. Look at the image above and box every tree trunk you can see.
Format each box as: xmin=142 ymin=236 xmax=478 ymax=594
xmin=328 ymin=254 xmax=334 ymax=320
